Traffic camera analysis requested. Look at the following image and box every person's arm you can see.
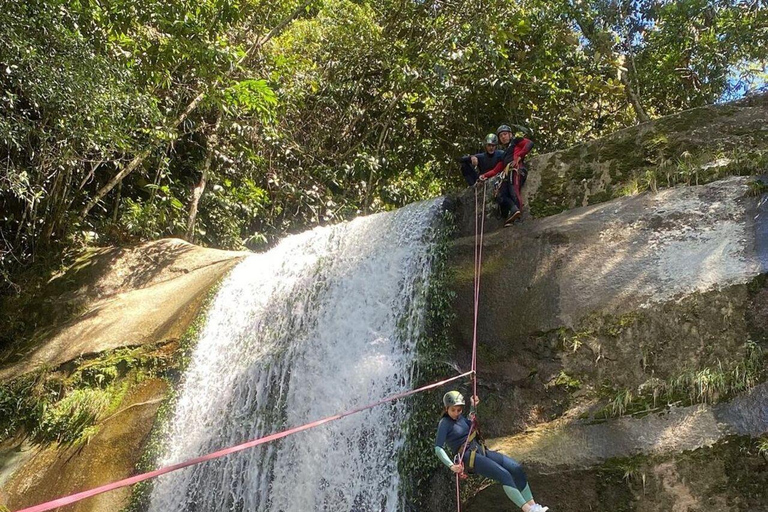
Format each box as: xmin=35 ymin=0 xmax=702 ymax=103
xmin=503 ymin=138 xmax=533 ymax=167
xmin=435 ymin=419 xmax=462 ymax=472
xmin=434 ymin=446 xmax=454 ymax=468
xmin=459 ymin=153 xmax=481 ymax=167
xmin=480 ymin=161 xmax=504 ymax=180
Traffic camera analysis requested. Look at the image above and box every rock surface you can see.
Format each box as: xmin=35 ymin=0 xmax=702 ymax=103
xmin=1 ymin=378 xmax=167 ymax=511
xmin=487 ymin=382 xmax=768 ymax=473
xmin=447 ymin=176 xmax=768 ymax=436
xmin=0 ymin=238 xmax=246 ymax=380
xmin=465 ymin=436 xmax=768 ymax=512
xmin=530 ymin=93 xmax=768 ymax=219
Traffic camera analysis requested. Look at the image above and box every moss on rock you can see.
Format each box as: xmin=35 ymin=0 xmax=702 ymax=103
xmin=525 ymin=94 xmax=768 ymax=218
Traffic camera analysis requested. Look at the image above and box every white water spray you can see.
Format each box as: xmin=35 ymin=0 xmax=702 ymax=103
xmin=147 ymin=199 xmax=444 ymax=512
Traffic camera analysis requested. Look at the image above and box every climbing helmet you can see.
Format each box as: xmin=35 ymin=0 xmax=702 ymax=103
xmin=484 ymin=133 xmax=498 ymax=146
xmin=443 ymin=390 xmax=466 ymax=408
xmin=496 ymin=124 xmax=512 ymax=136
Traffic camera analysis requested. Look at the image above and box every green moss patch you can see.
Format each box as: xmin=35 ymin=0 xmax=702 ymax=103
xmin=528 ymin=97 xmax=768 ymax=219
xmin=0 ymin=342 xmax=176 ymax=447
xmin=398 ymin=211 xmax=469 ymax=510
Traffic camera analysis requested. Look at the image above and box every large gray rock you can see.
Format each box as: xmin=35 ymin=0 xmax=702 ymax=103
xmin=465 ymin=435 xmax=768 ymax=512
xmin=447 ymin=176 xmax=768 ymax=435
xmin=487 ymin=381 xmax=768 ymax=473
xmin=529 ymin=93 xmax=768 ymax=218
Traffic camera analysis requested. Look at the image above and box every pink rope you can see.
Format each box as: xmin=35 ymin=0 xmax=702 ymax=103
xmin=15 ymin=371 xmax=473 ymax=512
xmin=471 ymin=183 xmax=486 ymax=398
xmin=455 ymin=471 xmax=462 ymax=512
xmin=455 ymin=181 xmax=488 ymax=512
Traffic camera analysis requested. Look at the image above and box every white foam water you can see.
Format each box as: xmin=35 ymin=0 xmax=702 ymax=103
xmin=147 ymin=199 xmax=444 ymax=512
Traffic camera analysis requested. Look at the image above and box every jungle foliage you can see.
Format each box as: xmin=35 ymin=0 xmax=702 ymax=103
xmin=1 ymin=0 xmax=766 ymax=306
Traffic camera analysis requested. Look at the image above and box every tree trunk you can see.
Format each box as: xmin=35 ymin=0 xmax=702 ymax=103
xmin=620 ymin=67 xmax=650 ymax=123
xmin=112 ymin=181 xmax=122 ymax=224
xmin=77 ymin=2 xmax=313 ymax=224
xmin=569 ymin=4 xmax=650 ymax=124
xmin=186 ymin=114 xmax=222 ymax=242
xmin=77 ymin=90 xmax=205 ymax=222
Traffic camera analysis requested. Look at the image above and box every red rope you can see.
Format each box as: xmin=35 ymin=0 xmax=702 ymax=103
xmin=15 ymin=371 xmax=473 ymax=512
xmin=513 ymin=167 xmax=524 ymax=209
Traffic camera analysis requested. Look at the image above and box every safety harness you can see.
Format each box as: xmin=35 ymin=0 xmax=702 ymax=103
xmin=453 ymin=413 xmax=488 ymax=477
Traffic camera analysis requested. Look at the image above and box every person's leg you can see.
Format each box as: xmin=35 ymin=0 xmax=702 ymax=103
xmin=521 ymin=484 xmax=533 ymax=503
xmin=500 ymin=180 xmax=520 ymax=225
xmin=466 ymin=451 xmax=527 ymax=508
xmin=510 ymin=171 xmax=523 ymax=211
xmin=484 ymin=451 xmax=542 ymax=510
xmin=461 ymin=161 xmax=478 ymax=186
xmin=497 ymin=181 xmax=515 ymax=218
xmin=489 ymin=451 xmax=528 ymax=491
xmin=510 ymin=165 xmax=528 ymax=211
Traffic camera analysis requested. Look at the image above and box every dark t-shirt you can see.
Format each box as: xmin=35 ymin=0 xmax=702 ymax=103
xmin=475 ymin=150 xmax=506 ymax=172
xmin=435 ymin=414 xmax=472 ymax=454
xmin=461 ymin=150 xmax=505 ymax=173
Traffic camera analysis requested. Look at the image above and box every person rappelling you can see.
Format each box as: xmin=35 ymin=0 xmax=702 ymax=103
xmin=458 ymin=134 xmax=506 ymax=186
xmin=478 ymin=125 xmax=534 ymax=227
xmin=435 ymin=391 xmax=549 ymax=512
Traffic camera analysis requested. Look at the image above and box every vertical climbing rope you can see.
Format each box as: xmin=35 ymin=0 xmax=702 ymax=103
xmin=456 ymin=182 xmax=488 ymax=512
xmin=472 ymin=182 xmax=486 ymax=398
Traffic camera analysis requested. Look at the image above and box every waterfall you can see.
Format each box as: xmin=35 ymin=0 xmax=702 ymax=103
xmin=147 ymin=199 xmax=444 ymax=512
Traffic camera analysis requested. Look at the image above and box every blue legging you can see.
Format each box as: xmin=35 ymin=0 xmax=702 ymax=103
xmin=463 ymin=448 xmax=527 ymax=490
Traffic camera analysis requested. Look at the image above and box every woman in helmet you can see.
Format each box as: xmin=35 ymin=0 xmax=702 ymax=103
xmin=458 ymin=134 xmax=505 ymax=186
xmin=435 ymin=391 xmax=548 ymax=512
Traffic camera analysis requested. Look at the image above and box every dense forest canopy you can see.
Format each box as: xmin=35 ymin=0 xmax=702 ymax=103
xmin=1 ymin=0 xmax=766 ymax=291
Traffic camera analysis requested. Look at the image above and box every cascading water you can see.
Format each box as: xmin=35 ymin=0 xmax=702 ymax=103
xmin=147 ymin=199 xmax=444 ymax=512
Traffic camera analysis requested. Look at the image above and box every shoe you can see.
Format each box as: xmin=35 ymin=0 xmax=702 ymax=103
xmin=504 ymin=209 xmax=521 ymax=226
xmin=531 ymin=505 xmax=549 ymax=512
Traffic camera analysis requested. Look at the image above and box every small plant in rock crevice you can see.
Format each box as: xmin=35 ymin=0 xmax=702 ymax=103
xmin=595 ymin=341 xmax=766 ymax=418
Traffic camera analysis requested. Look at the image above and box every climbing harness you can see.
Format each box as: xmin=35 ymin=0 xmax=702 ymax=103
xmin=494 ymin=163 xmax=524 ymax=209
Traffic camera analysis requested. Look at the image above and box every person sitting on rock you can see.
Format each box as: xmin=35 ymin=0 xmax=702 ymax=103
xmin=458 ymin=134 xmax=505 ymax=186
xmin=434 ymin=391 xmax=549 ymax=512
xmin=478 ymin=125 xmax=534 ymax=226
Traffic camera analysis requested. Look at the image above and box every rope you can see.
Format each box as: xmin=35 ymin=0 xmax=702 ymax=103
xmin=15 ymin=371 xmax=473 ymax=512
xmin=456 ymin=181 xmax=488 ymax=512
xmin=513 ymin=167 xmax=524 ymax=209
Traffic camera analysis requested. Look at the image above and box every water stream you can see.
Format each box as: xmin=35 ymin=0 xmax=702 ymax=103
xmin=147 ymin=199 xmax=444 ymax=512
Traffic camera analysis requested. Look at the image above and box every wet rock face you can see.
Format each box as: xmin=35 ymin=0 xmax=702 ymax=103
xmin=464 ymin=437 xmax=768 ymax=512
xmin=447 ymin=176 xmax=768 ymax=437
xmin=1 ymin=378 xmax=167 ymax=512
